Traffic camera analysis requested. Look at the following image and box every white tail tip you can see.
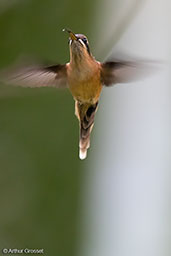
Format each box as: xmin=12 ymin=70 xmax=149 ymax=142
xmin=79 ymin=149 xmax=87 ymax=160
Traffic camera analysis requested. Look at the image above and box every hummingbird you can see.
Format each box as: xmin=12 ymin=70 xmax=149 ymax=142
xmin=0 ymin=29 xmax=155 ymax=160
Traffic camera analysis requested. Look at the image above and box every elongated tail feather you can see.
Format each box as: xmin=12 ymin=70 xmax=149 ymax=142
xmin=75 ymin=101 xmax=98 ymax=160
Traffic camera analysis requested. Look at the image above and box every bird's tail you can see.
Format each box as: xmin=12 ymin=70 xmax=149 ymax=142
xmin=75 ymin=101 xmax=98 ymax=160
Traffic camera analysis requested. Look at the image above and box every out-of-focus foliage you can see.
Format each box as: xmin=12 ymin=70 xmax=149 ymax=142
xmin=0 ymin=0 xmax=94 ymax=255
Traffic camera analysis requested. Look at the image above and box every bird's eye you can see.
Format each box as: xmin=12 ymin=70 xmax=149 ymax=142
xmin=82 ymin=38 xmax=88 ymax=44
xmin=80 ymin=37 xmax=91 ymax=55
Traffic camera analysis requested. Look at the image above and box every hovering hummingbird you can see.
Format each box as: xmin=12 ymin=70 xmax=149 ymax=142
xmin=0 ymin=29 xmax=155 ymax=160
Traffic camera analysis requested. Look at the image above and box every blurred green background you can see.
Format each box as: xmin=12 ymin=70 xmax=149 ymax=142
xmin=0 ymin=0 xmax=96 ymax=255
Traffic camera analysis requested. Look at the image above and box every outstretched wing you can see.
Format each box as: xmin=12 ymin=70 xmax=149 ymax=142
xmin=0 ymin=64 xmax=68 ymax=88
xmin=100 ymin=60 xmax=157 ymax=87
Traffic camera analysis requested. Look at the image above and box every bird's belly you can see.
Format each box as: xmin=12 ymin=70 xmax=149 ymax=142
xmin=69 ymin=79 xmax=102 ymax=104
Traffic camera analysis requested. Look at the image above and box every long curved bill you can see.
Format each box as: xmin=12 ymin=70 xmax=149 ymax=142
xmin=62 ymin=28 xmax=77 ymax=41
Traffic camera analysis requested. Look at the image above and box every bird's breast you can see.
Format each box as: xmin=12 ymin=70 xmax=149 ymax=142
xmin=67 ymin=62 xmax=102 ymax=104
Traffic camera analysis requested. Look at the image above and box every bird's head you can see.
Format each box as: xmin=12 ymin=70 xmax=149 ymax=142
xmin=63 ymin=29 xmax=92 ymax=63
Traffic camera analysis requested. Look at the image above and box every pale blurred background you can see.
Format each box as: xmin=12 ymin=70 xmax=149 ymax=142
xmin=0 ymin=0 xmax=170 ymax=256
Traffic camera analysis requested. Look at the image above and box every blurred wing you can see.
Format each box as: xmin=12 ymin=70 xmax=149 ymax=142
xmin=0 ymin=64 xmax=68 ymax=88
xmin=101 ymin=60 xmax=158 ymax=86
